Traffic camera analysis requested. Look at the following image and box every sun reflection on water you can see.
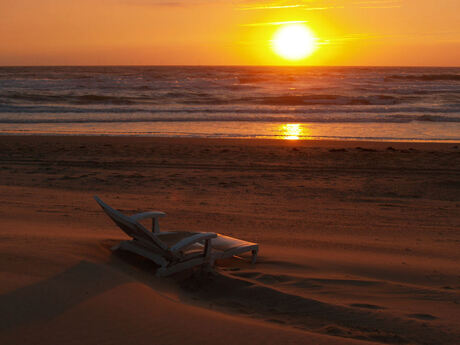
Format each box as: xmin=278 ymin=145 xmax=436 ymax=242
xmin=279 ymin=123 xmax=309 ymax=140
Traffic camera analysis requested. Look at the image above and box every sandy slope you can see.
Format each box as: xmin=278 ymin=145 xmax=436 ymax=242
xmin=0 ymin=136 xmax=459 ymax=345
xmin=1 ymin=260 xmax=377 ymax=345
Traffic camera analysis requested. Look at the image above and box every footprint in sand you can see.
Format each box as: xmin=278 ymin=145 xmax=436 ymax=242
xmin=222 ymin=267 xmax=241 ymax=272
xmin=266 ymin=318 xmax=286 ymax=325
xmin=407 ymin=313 xmax=438 ymax=320
xmin=350 ymin=303 xmax=385 ymax=310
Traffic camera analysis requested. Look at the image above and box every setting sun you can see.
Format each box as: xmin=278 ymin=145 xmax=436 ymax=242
xmin=272 ymin=24 xmax=317 ymax=61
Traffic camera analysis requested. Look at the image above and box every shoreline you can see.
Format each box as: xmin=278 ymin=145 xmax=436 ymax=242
xmin=0 ymin=121 xmax=460 ymax=144
xmin=1 ymin=133 xmax=459 ymax=148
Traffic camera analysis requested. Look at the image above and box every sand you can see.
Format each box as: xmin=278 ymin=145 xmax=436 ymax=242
xmin=0 ymin=135 xmax=459 ymax=345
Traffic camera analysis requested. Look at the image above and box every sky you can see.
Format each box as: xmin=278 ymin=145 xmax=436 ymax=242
xmin=1 ymin=0 xmax=459 ymax=66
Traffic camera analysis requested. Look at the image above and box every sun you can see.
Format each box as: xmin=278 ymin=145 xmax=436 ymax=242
xmin=272 ymin=24 xmax=317 ymax=61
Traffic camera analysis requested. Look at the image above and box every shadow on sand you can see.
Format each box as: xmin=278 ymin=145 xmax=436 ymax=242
xmin=0 ymin=260 xmax=132 ymax=331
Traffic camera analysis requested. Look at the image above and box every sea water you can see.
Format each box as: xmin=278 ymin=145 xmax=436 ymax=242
xmin=0 ymin=66 xmax=459 ymax=142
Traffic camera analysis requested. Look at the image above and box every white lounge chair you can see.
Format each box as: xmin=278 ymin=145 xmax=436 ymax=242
xmin=94 ymin=196 xmax=217 ymax=276
xmin=94 ymin=196 xmax=259 ymax=275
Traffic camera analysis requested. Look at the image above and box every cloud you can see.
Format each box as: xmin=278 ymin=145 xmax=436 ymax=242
xmin=113 ymin=0 xmax=192 ymax=7
xmin=238 ymin=0 xmax=402 ymax=11
xmin=238 ymin=4 xmax=304 ymax=10
xmin=352 ymin=0 xmax=400 ymax=4
xmin=240 ymin=20 xmax=308 ymax=27
xmin=114 ymin=0 xmax=403 ymax=11
xmin=355 ymin=1 xmax=402 ymax=9
xmin=109 ymin=0 xmax=405 ymax=12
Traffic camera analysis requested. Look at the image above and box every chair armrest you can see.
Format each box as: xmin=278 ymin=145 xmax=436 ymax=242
xmin=130 ymin=211 xmax=166 ymax=233
xmin=170 ymin=232 xmax=217 ymax=254
xmin=130 ymin=211 xmax=166 ymax=221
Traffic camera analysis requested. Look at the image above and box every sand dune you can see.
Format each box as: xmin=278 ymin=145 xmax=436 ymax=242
xmin=0 ymin=136 xmax=459 ymax=344
xmin=1 ymin=260 xmax=377 ymax=345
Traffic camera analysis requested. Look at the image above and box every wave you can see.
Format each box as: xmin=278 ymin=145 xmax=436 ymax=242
xmin=238 ymin=76 xmax=270 ymax=84
xmin=2 ymin=92 xmax=412 ymax=106
xmin=1 ymin=66 xmax=460 ymax=142
xmin=1 ymin=114 xmax=458 ymax=124
xmin=385 ymin=74 xmax=460 ymax=82
xmin=2 ymin=103 xmax=459 ymax=115
xmin=255 ymin=94 xmax=401 ymax=106
xmin=1 ymin=92 xmax=153 ymax=105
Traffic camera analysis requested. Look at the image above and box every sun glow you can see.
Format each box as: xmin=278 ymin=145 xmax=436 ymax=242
xmin=279 ymin=124 xmax=307 ymax=140
xmin=272 ymin=24 xmax=317 ymax=61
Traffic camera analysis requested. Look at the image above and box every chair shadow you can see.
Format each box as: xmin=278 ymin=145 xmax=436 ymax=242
xmin=0 ymin=260 xmax=132 ymax=332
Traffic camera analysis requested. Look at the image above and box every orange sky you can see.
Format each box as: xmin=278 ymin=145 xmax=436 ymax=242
xmin=1 ymin=0 xmax=459 ymax=66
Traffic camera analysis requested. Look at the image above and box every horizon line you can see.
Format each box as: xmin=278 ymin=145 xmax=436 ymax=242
xmin=1 ymin=64 xmax=459 ymax=68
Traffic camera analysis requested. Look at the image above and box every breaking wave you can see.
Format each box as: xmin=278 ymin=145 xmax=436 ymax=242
xmin=0 ymin=113 xmax=458 ymax=124
xmin=385 ymin=74 xmax=460 ymax=82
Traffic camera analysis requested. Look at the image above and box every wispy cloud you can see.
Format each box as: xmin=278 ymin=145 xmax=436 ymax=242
xmin=352 ymin=0 xmax=400 ymax=4
xmin=351 ymin=0 xmax=402 ymax=9
xmin=304 ymin=6 xmax=344 ymax=11
xmin=113 ymin=0 xmax=189 ymax=7
xmin=319 ymin=29 xmax=460 ymax=46
xmin=359 ymin=6 xmax=401 ymax=9
xmin=238 ymin=2 xmax=345 ymax=11
xmin=116 ymin=0 xmax=403 ymax=11
xmin=238 ymin=0 xmax=402 ymax=12
xmin=238 ymin=4 xmax=305 ymax=11
xmin=152 ymin=1 xmax=184 ymax=6
xmin=241 ymin=20 xmax=308 ymax=27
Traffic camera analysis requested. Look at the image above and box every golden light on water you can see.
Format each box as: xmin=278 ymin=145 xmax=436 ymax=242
xmin=272 ymin=24 xmax=317 ymax=61
xmin=279 ymin=123 xmax=308 ymax=140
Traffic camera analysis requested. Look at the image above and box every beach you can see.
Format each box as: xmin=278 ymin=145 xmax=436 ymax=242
xmin=0 ymin=135 xmax=459 ymax=344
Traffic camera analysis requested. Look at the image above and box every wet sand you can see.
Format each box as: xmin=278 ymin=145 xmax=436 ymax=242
xmin=0 ymin=135 xmax=459 ymax=345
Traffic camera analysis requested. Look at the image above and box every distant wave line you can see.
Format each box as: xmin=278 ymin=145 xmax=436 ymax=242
xmin=0 ymin=114 xmax=458 ymax=124
xmin=1 ymin=104 xmax=459 ymax=115
xmin=2 ymin=88 xmax=459 ymax=107
xmin=385 ymin=74 xmax=460 ymax=81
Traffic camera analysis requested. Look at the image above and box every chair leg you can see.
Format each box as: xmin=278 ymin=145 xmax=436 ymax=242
xmin=201 ymin=262 xmax=213 ymax=276
xmin=155 ymin=265 xmax=168 ymax=277
xmin=202 ymin=238 xmax=214 ymax=272
xmin=111 ymin=243 xmax=122 ymax=251
xmin=251 ymin=249 xmax=258 ymax=264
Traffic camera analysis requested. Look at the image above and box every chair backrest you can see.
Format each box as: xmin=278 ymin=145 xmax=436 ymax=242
xmin=94 ymin=196 xmax=171 ymax=256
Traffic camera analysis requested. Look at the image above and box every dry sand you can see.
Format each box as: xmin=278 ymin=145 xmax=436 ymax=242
xmin=0 ymin=135 xmax=459 ymax=345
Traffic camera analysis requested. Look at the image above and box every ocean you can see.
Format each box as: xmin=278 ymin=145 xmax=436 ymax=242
xmin=0 ymin=66 xmax=459 ymax=142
